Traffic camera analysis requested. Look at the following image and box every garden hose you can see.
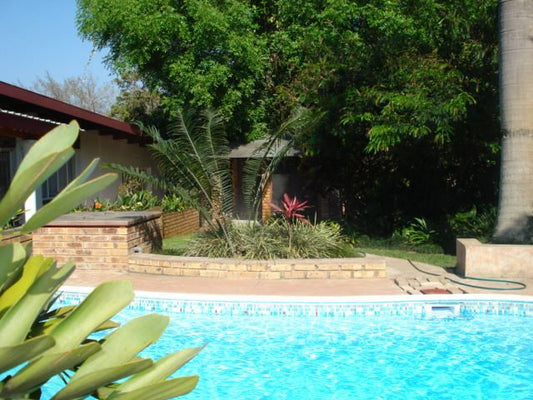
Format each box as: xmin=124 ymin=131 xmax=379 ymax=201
xmin=407 ymin=260 xmax=527 ymax=291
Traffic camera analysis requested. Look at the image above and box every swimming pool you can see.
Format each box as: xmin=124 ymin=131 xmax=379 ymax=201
xmin=53 ymin=291 xmax=533 ymax=399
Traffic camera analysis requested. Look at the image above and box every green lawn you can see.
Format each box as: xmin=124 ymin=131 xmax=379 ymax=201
xmin=159 ymin=233 xmax=197 ymax=255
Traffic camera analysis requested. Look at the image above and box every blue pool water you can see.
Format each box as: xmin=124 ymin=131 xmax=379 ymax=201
xmin=47 ymin=296 xmax=533 ymax=399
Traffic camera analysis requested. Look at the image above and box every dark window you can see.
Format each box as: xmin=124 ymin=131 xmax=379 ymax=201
xmin=42 ymin=156 xmax=76 ymax=203
xmin=0 ymin=150 xmax=12 ymax=198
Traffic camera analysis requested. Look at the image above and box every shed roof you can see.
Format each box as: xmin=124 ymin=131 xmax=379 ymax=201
xmin=0 ymin=81 xmax=144 ymax=142
xmin=229 ymin=138 xmax=300 ymax=159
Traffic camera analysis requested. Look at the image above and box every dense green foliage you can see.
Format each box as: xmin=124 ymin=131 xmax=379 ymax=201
xmin=77 ymin=0 xmax=500 ymax=235
xmin=184 ymin=219 xmax=358 ymax=259
xmin=0 ymin=123 xmax=200 ymax=399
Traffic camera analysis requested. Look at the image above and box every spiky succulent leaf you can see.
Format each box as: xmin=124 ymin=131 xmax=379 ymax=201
xmin=117 ymin=346 xmax=204 ymax=392
xmin=1 ymin=342 xmax=101 ymax=397
xmin=107 ymin=376 xmax=199 ymax=400
xmin=51 ymin=358 xmax=153 ymax=400
xmin=0 ymin=335 xmax=55 ymax=374
xmin=70 ymin=314 xmax=169 ymax=382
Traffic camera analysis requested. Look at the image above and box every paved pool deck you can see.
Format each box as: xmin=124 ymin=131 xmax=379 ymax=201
xmin=65 ymin=254 xmax=533 ymax=297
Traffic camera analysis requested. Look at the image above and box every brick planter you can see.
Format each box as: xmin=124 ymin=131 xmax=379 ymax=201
xmin=1 ymin=228 xmax=31 ymax=245
xmin=161 ymin=209 xmax=200 ymax=238
xmin=128 ymin=253 xmax=386 ymax=279
xmin=32 ymin=211 xmax=162 ymax=270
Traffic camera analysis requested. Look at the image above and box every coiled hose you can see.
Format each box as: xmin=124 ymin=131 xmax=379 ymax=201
xmin=408 ymin=260 xmax=527 ymax=291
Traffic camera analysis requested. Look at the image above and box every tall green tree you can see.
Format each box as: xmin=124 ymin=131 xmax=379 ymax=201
xmin=493 ymin=0 xmax=533 ymax=243
xmin=77 ymin=0 xmax=269 ymax=141
xmin=78 ymin=0 xmax=500 ymax=231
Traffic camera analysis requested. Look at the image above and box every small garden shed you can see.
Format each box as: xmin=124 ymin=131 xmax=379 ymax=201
xmin=229 ymin=139 xmax=302 ymax=221
xmin=229 ymin=139 xmax=342 ymax=222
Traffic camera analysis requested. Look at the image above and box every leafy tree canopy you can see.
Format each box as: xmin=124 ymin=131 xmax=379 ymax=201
xmin=77 ymin=0 xmax=497 ymax=147
xmin=77 ymin=0 xmax=499 ymax=236
xmin=77 ymin=0 xmax=268 ymax=141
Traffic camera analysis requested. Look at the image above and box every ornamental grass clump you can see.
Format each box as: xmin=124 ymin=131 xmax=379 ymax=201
xmin=184 ymin=219 xmax=351 ymax=259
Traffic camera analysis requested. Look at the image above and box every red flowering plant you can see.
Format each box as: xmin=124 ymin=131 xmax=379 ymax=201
xmin=271 ymin=193 xmax=312 ymax=224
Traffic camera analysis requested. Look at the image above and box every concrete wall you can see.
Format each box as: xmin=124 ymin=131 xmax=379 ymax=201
xmin=457 ymin=238 xmax=533 ymax=278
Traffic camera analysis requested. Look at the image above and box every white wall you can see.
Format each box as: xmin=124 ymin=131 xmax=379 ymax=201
xmin=77 ymin=131 xmax=157 ymax=203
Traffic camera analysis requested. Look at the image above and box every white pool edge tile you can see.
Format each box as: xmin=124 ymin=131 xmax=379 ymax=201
xmin=60 ymin=285 xmax=533 ymax=304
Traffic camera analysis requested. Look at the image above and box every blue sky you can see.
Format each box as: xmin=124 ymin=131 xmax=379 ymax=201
xmin=0 ymin=0 xmax=113 ymax=88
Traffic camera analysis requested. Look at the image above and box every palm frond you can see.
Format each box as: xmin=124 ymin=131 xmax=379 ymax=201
xmin=105 ymin=109 xmax=236 ymax=252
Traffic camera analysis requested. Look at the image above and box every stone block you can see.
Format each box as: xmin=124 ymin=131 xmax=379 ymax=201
xmin=269 ymin=263 xmax=293 ymax=272
xmin=305 ymin=271 xmax=329 ymax=279
xmin=456 ymin=238 xmax=533 ymax=278
xmin=316 ymin=264 xmax=339 ymax=271
xmin=293 ymin=264 xmax=316 ymax=271
xmin=259 ymin=271 xmax=281 ymax=279
xmin=281 ymin=271 xmax=306 ymax=279
xmin=329 ymin=271 xmax=352 ymax=279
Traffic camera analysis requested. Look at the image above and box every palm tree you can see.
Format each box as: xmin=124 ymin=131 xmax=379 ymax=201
xmin=493 ymin=0 xmax=533 ymax=243
xmin=108 ymin=109 xmax=236 ymax=250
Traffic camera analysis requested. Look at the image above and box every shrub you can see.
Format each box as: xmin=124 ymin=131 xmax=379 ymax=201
xmin=161 ymin=193 xmax=187 ymax=213
xmin=270 ymin=193 xmax=311 ymax=223
xmin=448 ymin=206 xmax=496 ymax=242
xmin=114 ymin=189 xmax=159 ymax=211
xmin=394 ymin=217 xmax=436 ymax=245
xmin=184 ymin=219 xmax=357 ymax=259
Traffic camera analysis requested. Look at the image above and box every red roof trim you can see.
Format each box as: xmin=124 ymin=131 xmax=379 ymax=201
xmin=0 ymin=112 xmax=55 ymax=138
xmin=0 ymin=81 xmax=141 ymax=137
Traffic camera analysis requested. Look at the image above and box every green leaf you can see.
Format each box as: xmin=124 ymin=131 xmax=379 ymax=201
xmin=0 ymin=149 xmax=74 ymax=230
xmin=52 ymin=358 xmax=153 ymax=400
xmin=108 ymin=376 xmax=199 ymax=400
xmin=30 ymin=315 xmax=120 ymax=338
xmin=118 ymin=346 xmax=204 ymax=392
xmin=0 ymin=242 xmax=27 ymax=290
xmin=0 ymin=256 xmax=53 ymax=315
xmin=46 ymin=280 xmax=134 ymax=352
xmin=70 ymin=314 xmax=169 ymax=382
xmin=14 ymin=121 xmax=78 ymax=180
xmin=2 ymin=342 xmax=101 ymax=397
xmin=6 ymin=280 xmax=133 ymax=385
xmin=23 ymin=172 xmax=118 ymax=232
xmin=0 ymin=261 xmax=74 ymax=346
xmin=0 ymin=335 xmax=55 ymax=374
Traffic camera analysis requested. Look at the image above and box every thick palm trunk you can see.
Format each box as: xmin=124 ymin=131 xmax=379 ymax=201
xmin=493 ymin=0 xmax=533 ymax=243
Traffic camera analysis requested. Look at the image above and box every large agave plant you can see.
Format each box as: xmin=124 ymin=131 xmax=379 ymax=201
xmin=0 ymin=121 xmax=201 ymax=399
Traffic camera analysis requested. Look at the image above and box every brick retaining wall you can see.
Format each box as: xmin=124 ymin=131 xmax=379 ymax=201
xmin=31 ymin=211 xmax=387 ymax=279
xmin=162 ymin=209 xmax=200 ymax=238
xmin=33 ymin=211 xmax=162 ymax=270
xmin=129 ymin=253 xmax=386 ymax=279
xmin=1 ymin=229 xmax=31 ymax=245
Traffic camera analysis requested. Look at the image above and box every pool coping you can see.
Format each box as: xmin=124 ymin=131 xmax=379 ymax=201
xmin=61 ymin=285 xmax=533 ymax=304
